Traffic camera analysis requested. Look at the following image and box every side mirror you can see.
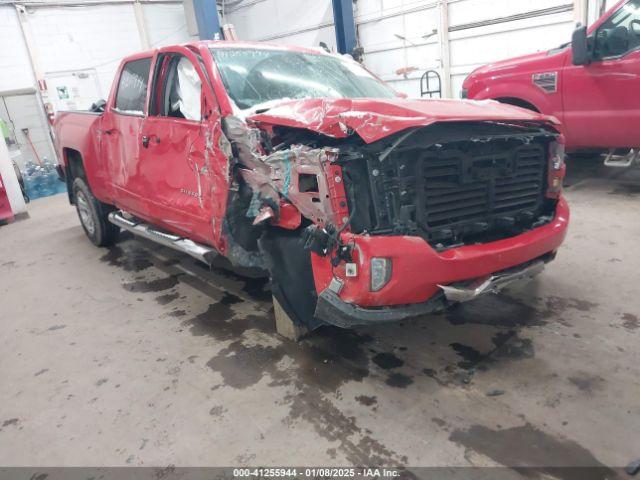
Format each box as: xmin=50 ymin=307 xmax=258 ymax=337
xmin=572 ymin=25 xmax=591 ymax=66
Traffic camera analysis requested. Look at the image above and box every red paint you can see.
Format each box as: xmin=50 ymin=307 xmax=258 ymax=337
xmin=312 ymin=197 xmax=569 ymax=308
xmin=463 ymin=0 xmax=639 ymax=150
xmin=54 ymin=41 xmax=570 ymax=315
xmin=271 ymin=201 xmax=301 ymax=230
xmin=0 ymin=172 xmax=14 ymax=223
xmin=249 ymin=97 xmax=559 ymax=144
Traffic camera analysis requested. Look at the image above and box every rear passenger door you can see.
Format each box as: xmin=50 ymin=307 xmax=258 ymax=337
xmin=101 ymin=56 xmax=152 ymax=218
xmin=138 ymin=47 xmax=227 ymax=247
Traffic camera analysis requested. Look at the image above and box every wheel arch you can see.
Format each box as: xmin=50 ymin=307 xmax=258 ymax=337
xmin=62 ymin=147 xmax=86 ymax=204
xmin=494 ymin=97 xmax=541 ymax=113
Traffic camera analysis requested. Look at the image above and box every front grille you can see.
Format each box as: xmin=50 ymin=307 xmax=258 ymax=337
xmin=419 ymin=144 xmax=546 ymax=241
xmin=342 ymin=123 xmax=556 ymax=249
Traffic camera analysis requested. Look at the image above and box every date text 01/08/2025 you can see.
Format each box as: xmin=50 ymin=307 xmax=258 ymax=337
xmin=232 ymin=467 xmax=403 ymax=478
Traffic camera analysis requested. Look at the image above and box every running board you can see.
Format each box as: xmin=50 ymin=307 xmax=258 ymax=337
xmin=604 ymin=149 xmax=639 ymax=168
xmin=108 ymin=211 xmax=217 ymax=265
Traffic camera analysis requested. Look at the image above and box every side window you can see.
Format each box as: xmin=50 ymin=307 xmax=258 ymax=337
xmin=114 ymin=58 xmax=151 ymax=114
xmin=593 ymin=0 xmax=640 ymax=59
xmin=150 ymin=54 xmax=202 ymax=121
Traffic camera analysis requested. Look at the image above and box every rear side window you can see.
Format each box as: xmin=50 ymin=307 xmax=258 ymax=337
xmin=115 ymin=58 xmax=151 ymax=114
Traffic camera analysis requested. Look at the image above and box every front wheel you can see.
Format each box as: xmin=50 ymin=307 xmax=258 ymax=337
xmin=72 ymin=177 xmax=119 ymax=247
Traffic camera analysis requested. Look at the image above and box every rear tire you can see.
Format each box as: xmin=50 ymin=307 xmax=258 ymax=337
xmin=72 ymin=177 xmax=119 ymax=247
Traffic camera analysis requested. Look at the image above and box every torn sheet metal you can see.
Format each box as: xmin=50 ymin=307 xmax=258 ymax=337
xmin=223 ymin=115 xmax=348 ymax=229
xmin=238 ymin=145 xmax=341 ymax=225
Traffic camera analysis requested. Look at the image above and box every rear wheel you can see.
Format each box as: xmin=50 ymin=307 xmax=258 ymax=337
xmin=72 ymin=177 xmax=119 ymax=247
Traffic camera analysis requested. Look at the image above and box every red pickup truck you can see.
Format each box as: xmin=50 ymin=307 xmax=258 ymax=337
xmin=462 ymin=0 xmax=639 ymax=164
xmin=54 ymin=41 xmax=569 ymax=339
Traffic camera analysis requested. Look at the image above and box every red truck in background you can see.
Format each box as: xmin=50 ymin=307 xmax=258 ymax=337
xmin=462 ymin=0 xmax=640 ymax=167
xmin=54 ymin=41 xmax=569 ymax=339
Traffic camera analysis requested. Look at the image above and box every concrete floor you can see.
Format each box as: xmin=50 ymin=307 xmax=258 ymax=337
xmin=0 ymin=157 xmax=639 ymax=473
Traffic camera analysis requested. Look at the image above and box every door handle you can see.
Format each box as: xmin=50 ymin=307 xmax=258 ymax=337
xmin=141 ymin=135 xmax=160 ymax=148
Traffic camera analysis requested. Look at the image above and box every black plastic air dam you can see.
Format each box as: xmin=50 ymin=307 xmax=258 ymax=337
xmin=258 ymin=230 xmax=324 ymax=331
xmin=314 ymin=288 xmax=446 ymax=328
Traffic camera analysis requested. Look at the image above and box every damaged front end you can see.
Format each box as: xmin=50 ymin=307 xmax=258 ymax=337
xmin=340 ymin=121 xmax=561 ymax=250
xmin=219 ymin=108 xmax=568 ymax=330
xmin=220 ymin=114 xmax=355 ymax=330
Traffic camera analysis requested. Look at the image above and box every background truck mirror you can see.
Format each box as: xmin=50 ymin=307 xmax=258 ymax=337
xmin=572 ymin=25 xmax=591 ymax=66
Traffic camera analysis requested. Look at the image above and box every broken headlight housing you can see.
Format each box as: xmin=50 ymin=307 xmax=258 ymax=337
xmin=370 ymin=257 xmax=392 ymax=292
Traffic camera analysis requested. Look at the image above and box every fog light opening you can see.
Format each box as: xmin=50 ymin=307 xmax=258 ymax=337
xmin=370 ymin=258 xmax=392 ymax=292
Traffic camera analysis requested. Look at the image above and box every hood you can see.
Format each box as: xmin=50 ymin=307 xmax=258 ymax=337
xmin=468 ymin=51 xmax=552 ymax=78
xmin=247 ymin=97 xmax=558 ymax=144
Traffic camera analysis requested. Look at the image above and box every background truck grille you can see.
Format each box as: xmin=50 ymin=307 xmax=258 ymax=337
xmin=342 ymin=123 xmax=556 ymax=249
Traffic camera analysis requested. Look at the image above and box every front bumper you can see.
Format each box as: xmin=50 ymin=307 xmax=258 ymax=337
xmin=315 ymin=278 xmax=447 ymax=328
xmin=312 ymin=197 xmax=569 ymax=326
xmin=315 ymin=256 xmax=551 ymax=327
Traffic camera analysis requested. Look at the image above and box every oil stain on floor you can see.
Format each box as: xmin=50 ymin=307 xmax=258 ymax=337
xmin=102 ymin=237 xmax=624 ymax=468
xmin=449 ymin=424 xmax=620 ymax=480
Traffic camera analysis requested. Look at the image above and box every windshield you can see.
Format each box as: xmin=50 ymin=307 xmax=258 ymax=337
xmin=210 ymin=48 xmax=396 ymax=110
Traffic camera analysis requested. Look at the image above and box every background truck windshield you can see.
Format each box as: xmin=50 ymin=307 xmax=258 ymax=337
xmin=211 ymin=48 xmax=396 ymax=110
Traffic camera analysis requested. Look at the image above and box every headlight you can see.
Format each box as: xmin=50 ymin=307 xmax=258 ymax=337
xmin=370 ymin=258 xmax=392 ymax=292
xmin=546 ymin=140 xmax=566 ymax=199
xmin=550 ymin=141 xmax=565 ymax=170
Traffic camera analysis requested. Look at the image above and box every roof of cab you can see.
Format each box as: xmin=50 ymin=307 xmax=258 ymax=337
xmin=119 ymin=40 xmax=333 ymax=64
xmin=196 ymin=40 xmax=331 ymax=56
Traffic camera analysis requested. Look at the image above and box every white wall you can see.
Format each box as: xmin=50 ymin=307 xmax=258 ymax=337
xmin=0 ymin=6 xmax=35 ymax=92
xmin=355 ymin=0 xmax=442 ymax=97
xmin=143 ymin=2 xmax=199 ymax=48
xmin=27 ymin=4 xmax=143 ymax=100
xmin=447 ymin=0 xmax=576 ymax=97
xmin=222 ymin=0 xmax=337 ymax=50
xmin=0 ymin=1 xmax=195 ymax=167
xmin=223 ymin=0 xmax=620 ymax=99
xmin=1 ymin=92 xmax=54 ymax=167
xmin=4 ymin=2 xmax=196 ymax=100
xmin=0 ymin=0 xmax=624 ymax=170
xmin=354 ymin=0 xmax=578 ymax=98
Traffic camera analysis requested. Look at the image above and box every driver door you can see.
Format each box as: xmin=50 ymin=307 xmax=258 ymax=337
xmin=138 ymin=46 xmax=230 ymax=249
xmin=562 ymin=0 xmax=640 ymax=148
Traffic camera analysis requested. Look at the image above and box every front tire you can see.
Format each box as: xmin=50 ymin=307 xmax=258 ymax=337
xmin=72 ymin=177 xmax=119 ymax=247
